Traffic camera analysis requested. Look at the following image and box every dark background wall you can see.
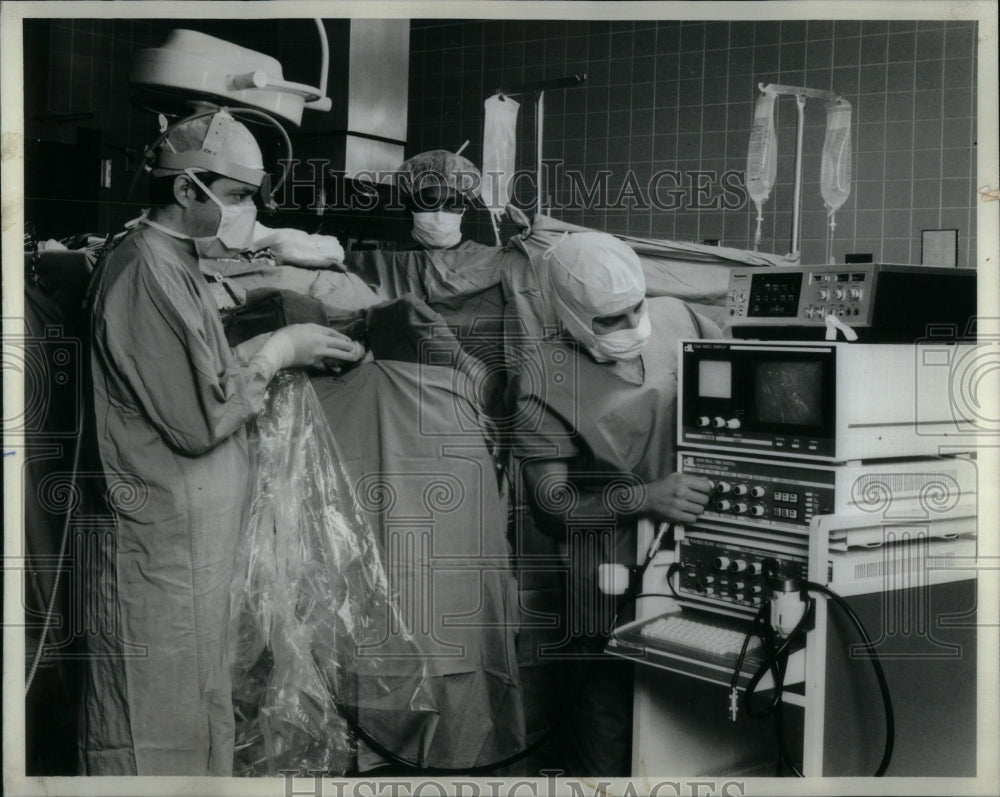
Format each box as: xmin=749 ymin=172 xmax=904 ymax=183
xmin=23 ymin=16 xmax=979 ymax=266
xmin=408 ymin=19 xmax=978 ymax=266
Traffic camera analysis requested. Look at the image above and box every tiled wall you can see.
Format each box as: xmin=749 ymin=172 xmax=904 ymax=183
xmin=408 ymin=19 xmax=978 ymax=267
xmin=24 ymin=19 xmax=163 ymax=235
xmin=23 ymin=19 xmax=298 ymax=237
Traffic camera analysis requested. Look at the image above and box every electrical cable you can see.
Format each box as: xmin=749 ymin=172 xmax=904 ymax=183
xmin=726 ymin=596 xmax=812 ymax=778
xmin=728 ymin=603 xmax=769 ymax=706
xmin=742 ymin=597 xmax=813 ymax=719
xmin=24 ymin=401 xmax=86 ymax=695
xmin=311 ymin=537 xmax=681 ymax=774
xmin=734 ymin=582 xmax=894 ymax=777
xmin=324 ymin=525 xmax=676 ymax=772
xmin=804 ymin=581 xmax=894 ymax=777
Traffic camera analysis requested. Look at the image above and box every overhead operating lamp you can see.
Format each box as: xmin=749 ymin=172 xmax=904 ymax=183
xmin=130 ymin=22 xmax=332 ymax=125
xmin=125 ymin=21 xmax=334 ymax=212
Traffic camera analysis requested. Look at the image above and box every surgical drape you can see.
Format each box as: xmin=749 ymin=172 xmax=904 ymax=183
xmin=309 ymin=361 xmax=525 ymax=769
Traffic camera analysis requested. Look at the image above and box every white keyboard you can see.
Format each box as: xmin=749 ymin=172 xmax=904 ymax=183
xmin=640 ymin=615 xmax=761 ymax=659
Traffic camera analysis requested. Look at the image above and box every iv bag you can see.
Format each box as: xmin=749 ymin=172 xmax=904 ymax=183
xmin=746 ymin=87 xmax=778 ymax=205
xmin=821 ymin=98 xmax=852 ymax=213
xmin=480 ymin=94 xmax=520 ymax=213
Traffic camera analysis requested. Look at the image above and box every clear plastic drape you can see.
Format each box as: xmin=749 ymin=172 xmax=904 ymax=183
xmin=230 ymin=371 xmax=438 ymax=775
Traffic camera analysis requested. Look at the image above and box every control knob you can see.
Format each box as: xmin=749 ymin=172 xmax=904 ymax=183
xmin=749 ymin=504 xmax=766 ymax=517
xmin=713 ymin=556 xmax=731 ymax=571
xmin=715 ymin=481 xmax=732 ymax=494
xmin=818 ymin=288 xmax=829 ymax=300
xmin=733 ymin=484 xmax=749 ymax=496
xmin=712 ymin=416 xmax=727 ymax=429
xmin=729 ymin=559 xmax=747 ymax=573
xmin=715 ymin=499 xmax=732 ymax=512
xmin=750 ymin=486 xmax=766 ymax=498
xmin=726 ymin=418 xmax=742 ymax=430
xmin=733 ymin=502 xmax=749 ymax=514
xmin=696 ymin=416 xmax=711 ymax=427
xmin=848 ymin=287 xmax=861 ymax=300
xmin=833 ymin=288 xmax=845 ymax=300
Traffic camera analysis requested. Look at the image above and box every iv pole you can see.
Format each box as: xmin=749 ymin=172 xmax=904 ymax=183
xmin=759 ymin=83 xmax=842 ymax=258
xmin=497 ymin=74 xmax=587 ymax=217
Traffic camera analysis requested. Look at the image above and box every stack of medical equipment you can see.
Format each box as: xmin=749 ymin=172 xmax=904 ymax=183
xmin=609 ymin=260 xmax=980 ymax=776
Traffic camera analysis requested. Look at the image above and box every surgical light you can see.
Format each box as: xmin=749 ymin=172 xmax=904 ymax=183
xmin=130 ymin=24 xmax=332 ymax=126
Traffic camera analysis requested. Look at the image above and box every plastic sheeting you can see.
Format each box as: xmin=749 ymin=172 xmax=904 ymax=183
xmin=230 ymin=372 xmax=439 ymax=775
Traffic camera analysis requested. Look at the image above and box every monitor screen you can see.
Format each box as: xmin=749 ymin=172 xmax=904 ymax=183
xmin=747 ymin=272 xmax=802 ymax=317
xmin=698 ymin=360 xmax=732 ymax=398
xmin=754 ymin=360 xmax=824 ymax=427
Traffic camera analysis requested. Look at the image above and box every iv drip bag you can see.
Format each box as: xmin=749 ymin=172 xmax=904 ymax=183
xmin=746 ymin=86 xmax=778 ymax=205
xmin=821 ymin=98 xmax=852 ymax=214
xmin=480 ymin=94 xmax=520 ymax=214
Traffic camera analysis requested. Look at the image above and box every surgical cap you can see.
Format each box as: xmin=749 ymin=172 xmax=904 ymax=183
xmin=545 ymin=231 xmax=646 ymax=349
xmin=152 ymin=110 xmax=266 ymax=187
xmin=396 ymin=149 xmax=482 ymax=199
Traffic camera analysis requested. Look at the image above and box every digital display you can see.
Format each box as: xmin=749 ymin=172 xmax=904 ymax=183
xmin=754 ymin=361 xmax=824 ymax=426
xmin=698 ymin=360 xmax=732 ymax=398
xmin=747 ymin=273 xmax=802 ymax=317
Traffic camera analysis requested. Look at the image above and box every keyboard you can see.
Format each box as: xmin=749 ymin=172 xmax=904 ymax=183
xmin=640 ymin=615 xmax=761 ymax=658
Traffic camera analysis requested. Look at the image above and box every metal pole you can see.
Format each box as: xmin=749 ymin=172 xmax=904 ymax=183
xmin=791 ymin=93 xmax=806 ymax=257
xmin=536 ymin=90 xmax=545 ymax=217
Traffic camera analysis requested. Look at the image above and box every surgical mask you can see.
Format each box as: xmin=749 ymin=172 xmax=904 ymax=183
xmin=590 ymin=312 xmax=651 ymax=362
xmin=185 ymin=169 xmax=257 ymax=258
xmin=412 ymin=210 xmax=463 ymax=249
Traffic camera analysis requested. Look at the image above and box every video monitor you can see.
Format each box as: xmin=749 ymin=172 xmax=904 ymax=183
xmin=753 ymin=360 xmax=824 ymax=427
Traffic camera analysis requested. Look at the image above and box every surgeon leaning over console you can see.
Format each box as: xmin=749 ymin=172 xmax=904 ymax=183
xmin=507 ymin=232 xmax=716 ymax=775
xmin=82 ymin=111 xmax=364 ymax=776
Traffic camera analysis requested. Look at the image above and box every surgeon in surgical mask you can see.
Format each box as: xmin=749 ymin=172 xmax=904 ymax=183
xmin=505 ymin=230 xmax=718 ymax=776
xmin=83 ymin=110 xmax=363 ymax=777
xmin=546 ymin=231 xmax=653 ymax=377
xmin=396 ymin=149 xmax=483 ymax=251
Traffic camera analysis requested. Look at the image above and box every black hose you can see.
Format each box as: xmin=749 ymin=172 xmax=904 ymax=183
xmin=804 ymin=581 xmax=895 ymax=777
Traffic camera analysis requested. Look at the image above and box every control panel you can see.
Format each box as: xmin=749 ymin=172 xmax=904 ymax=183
xmin=723 ymin=263 xmax=976 ymax=343
xmin=680 ymin=453 xmax=833 ymax=530
xmin=727 ymin=267 xmax=874 ymax=324
xmin=679 ymin=451 xmax=977 ymax=530
xmin=676 ymin=534 xmax=808 ymax=614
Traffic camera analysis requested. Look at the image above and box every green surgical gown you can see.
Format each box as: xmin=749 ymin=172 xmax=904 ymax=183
xmin=82 ymin=225 xmax=274 ymax=775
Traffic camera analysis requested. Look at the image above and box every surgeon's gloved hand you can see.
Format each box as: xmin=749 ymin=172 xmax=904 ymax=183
xmin=639 ymin=473 xmax=714 ymax=525
xmin=260 ymin=323 xmax=365 ymax=373
xmin=252 ymin=222 xmax=346 ymax=268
